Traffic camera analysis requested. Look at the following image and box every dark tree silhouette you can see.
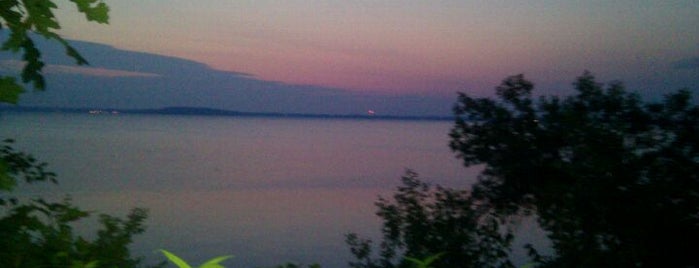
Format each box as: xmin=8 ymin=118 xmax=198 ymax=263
xmin=449 ymin=71 xmax=699 ymax=267
xmin=346 ymin=170 xmax=514 ymax=268
xmin=0 ymin=139 xmax=160 ymax=268
xmin=349 ymin=72 xmax=698 ymax=268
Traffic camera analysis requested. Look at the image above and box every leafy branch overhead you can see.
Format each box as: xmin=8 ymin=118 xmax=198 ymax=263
xmin=0 ymin=0 xmax=109 ymax=104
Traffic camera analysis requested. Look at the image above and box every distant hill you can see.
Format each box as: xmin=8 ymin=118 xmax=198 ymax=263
xmin=0 ymin=106 xmax=453 ymax=121
xmin=133 ymin=107 xmax=243 ymax=116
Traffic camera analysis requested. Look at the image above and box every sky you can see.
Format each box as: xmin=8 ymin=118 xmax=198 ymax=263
xmin=53 ymin=1 xmax=698 ymax=91
xmin=6 ymin=1 xmax=699 ymax=115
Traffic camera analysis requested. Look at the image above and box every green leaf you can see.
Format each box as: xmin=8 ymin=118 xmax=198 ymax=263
xmin=2 ymin=30 xmax=26 ymax=52
xmin=20 ymin=38 xmax=46 ymax=89
xmin=0 ymin=159 xmax=17 ymax=191
xmin=22 ymin=0 xmax=60 ymax=33
xmin=404 ymin=253 xmax=444 ymax=268
xmin=85 ymin=261 xmax=99 ymax=268
xmin=70 ymin=0 xmax=110 ymax=23
xmin=420 ymin=252 xmax=445 ymax=265
xmin=0 ymin=76 xmax=25 ymax=104
xmin=65 ymin=44 xmax=89 ymax=65
xmin=89 ymin=2 xmax=109 ymax=22
xmin=0 ymin=4 xmax=22 ymax=29
xmin=70 ymin=260 xmax=99 ymax=268
xmin=199 ymin=255 xmax=234 ymax=268
xmin=160 ymin=249 xmax=193 ymax=268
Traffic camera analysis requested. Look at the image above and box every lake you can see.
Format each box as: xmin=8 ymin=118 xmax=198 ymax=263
xmin=1 ymin=112 xmax=493 ymax=267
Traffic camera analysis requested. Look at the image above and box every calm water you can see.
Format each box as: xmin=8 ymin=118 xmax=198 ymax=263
xmin=1 ymin=112 xmax=489 ymax=267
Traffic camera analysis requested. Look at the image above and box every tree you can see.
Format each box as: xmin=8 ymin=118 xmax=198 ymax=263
xmin=449 ymin=72 xmax=699 ymax=267
xmin=346 ymin=170 xmax=514 ymax=268
xmin=0 ymin=139 xmax=161 ymax=268
xmin=1 ymin=2 xmax=161 ymax=267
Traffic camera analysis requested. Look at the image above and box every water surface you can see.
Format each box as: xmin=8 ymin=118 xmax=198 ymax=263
xmin=1 ymin=113 xmax=478 ymax=267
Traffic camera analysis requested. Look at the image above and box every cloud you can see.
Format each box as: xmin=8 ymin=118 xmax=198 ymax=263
xmin=0 ymin=60 xmax=159 ymax=78
xmin=10 ymin=39 xmax=455 ymax=116
xmin=673 ymin=57 xmax=699 ymax=69
xmin=45 ymin=64 xmax=160 ymax=78
xmin=7 ymin=36 xmax=698 ymax=115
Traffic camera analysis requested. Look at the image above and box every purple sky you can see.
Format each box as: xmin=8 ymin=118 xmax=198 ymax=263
xmin=4 ymin=1 xmax=697 ymax=115
xmin=52 ymin=1 xmax=698 ymax=94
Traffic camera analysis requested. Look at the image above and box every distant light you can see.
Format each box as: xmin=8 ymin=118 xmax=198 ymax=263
xmin=367 ymin=110 xmax=375 ymax=116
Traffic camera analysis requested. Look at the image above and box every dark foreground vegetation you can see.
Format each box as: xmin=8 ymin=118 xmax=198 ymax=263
xmin=0 ymin=1 xmax=166 ymax=267
xmin=347 ymin=72 xmax=699 ymax=268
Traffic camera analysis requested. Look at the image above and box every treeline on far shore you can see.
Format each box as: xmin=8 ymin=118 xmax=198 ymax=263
xmin=0 ymin=105 xmax=454 ymax=121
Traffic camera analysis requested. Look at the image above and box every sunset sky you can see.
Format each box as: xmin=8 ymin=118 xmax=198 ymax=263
xmin=51 ymin=0 xmax=697 ymax=99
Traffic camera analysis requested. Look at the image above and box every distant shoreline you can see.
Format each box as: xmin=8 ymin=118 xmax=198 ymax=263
xmin=0 ymin=106 xmax=454 ymax=121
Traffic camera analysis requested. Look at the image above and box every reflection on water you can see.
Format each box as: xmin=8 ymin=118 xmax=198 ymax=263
xmin=1 ymin=113 xmax=479 ymax=267
xmin=65 ymin=188 xmax=385 ymax=267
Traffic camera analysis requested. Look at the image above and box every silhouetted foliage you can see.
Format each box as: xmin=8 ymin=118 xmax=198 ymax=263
xmin=0 ymin=139 xmax=161 ymax=268
xmin=346 ymin=170 xmax=514 ymax=268
xmin=449 ymin=71 xmax=699 ymax=267
xmin=0 ymin=138 xmax=56 ymax=193
xmin=1 ymin=4 xmax=157 ymax=268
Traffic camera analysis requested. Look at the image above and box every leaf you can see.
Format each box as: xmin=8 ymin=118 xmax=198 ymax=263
xmin=0 ymin=76 xmax=25 ymax=104
xmin=404 ymin=253 xmax=444 ymax=268
xmin=69 ymin=0 xmax=110 ymax=23
xmin=88 ymin=2 xmax=109 ymax=22
xmin=83 ymin=260 xmax=99 ymax=268
xmin=65 ymin=45 xmax=89 ymax=65
xmin=404 ymin=256 xmax=422 ymax=263
xmin=199 ymin=255 xmax=234 ymax=268
xmin=0 ymin=4 xmax=22 ymax=30
xmin=421 ymin=252 xmax=445 ymax=265
xmin=20 ymin=38 xmax=46 ymax=89
xmin=160 ymin=249 xmax=193 ymax=268
xmin=70 ymin=260 xmax=99 ymax=268
xmin=2 ymin=30 xmax=26 ymax=52
xmin=58 ymin=205 xmax=91 ymax=222
xmin=0 ymin=159 xmax=17 ymax=191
